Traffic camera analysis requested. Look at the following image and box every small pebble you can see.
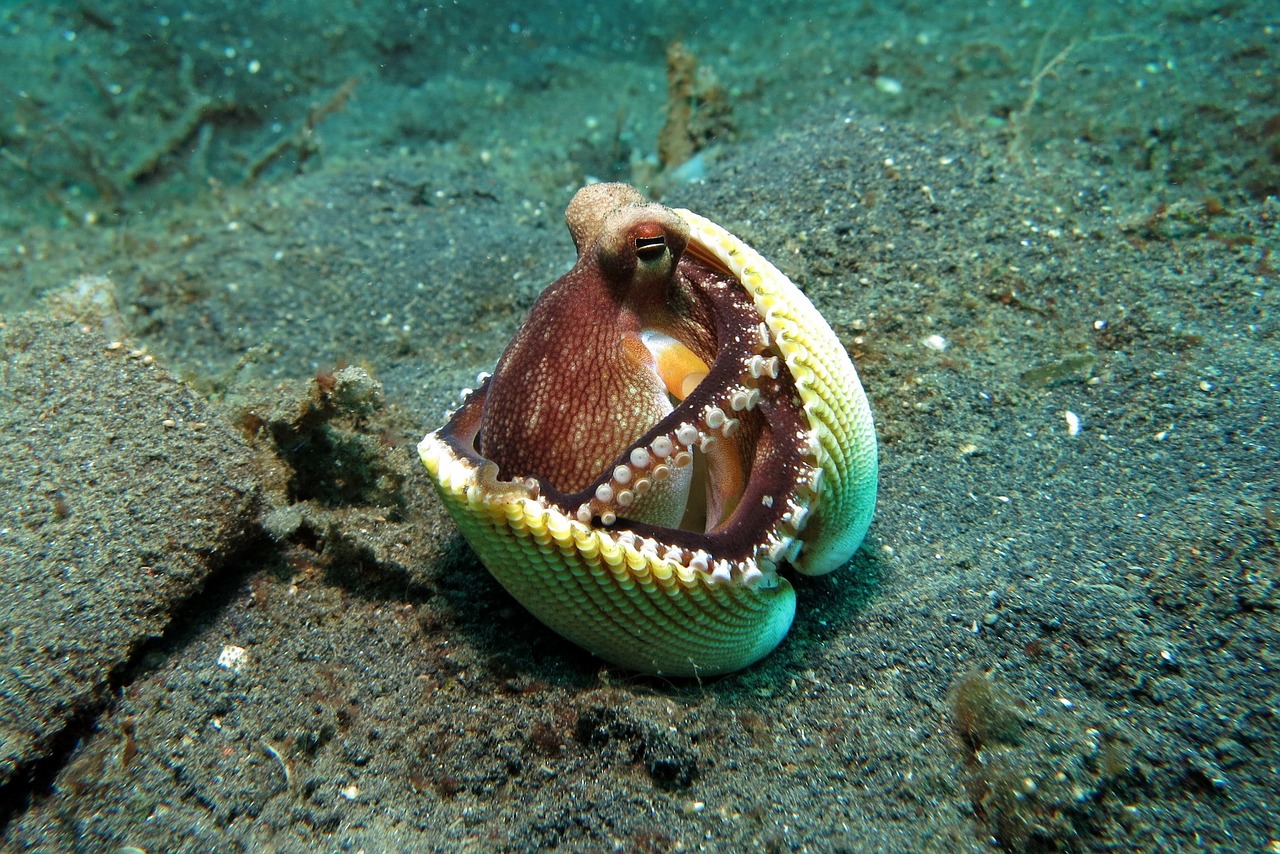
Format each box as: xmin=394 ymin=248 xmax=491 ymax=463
xmin=1064 ymin=410 xmax=1081 ymax=436
xmin=874 ymin=76 xmax=904 ymax=95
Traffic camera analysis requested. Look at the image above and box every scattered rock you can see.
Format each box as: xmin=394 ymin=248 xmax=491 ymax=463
xmin=0 ymin=316 xmax=259 ymax=797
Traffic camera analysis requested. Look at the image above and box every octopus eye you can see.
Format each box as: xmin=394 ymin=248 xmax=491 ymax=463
xmin=634 ymin=232 xmax=668 ymax=259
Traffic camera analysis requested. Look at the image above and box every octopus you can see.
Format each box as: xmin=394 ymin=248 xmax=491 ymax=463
xmin=419 ymin=183 xmax=877 ymax=676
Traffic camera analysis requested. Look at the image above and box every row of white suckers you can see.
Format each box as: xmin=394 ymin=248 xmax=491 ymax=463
xmin=446 ymin=319 xmax=826 ymax=587
xmin=580 ymin=343 xmax=786 ymax=517
xmin=568 ymin=340 xmax=822 ymax=588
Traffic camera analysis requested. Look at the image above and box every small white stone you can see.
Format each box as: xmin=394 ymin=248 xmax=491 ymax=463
xmin=216 ymin=645 xmax=247 ymax=671
xmin=874 ymin=76 xmax=903 ymax=95
xmin=922 ymin=334 xmax=948 ymax=351
xmin=1064 ymin=410 xmax=1081 ymax=436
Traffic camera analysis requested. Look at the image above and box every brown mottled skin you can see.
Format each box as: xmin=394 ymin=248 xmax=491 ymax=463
xmin=479 ymin=184 xmax=705 ymax=495
xmin=445 ymin=182 xmax=822 ymax=563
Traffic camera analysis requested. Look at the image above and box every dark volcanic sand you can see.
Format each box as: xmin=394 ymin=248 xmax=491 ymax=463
xmin=1 ymin=111 xmax=1276 ymax=852
xmin=0 ymin=1 xmax=1277 ymax=851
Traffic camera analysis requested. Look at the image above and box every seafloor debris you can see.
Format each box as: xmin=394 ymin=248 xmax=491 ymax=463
xmin=245 ymin=77 xmax=360 ymax=184
xmin=950 ymin=670 xmax=1132 ymax=853
xmin=239 ymin=365 xmax=400 ymax=511
xmin=657 ymin=41 xmax=736 ymax=173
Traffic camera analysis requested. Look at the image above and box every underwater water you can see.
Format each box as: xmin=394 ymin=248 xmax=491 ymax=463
xmin=1 ymin=1 xmax=1277 ymax=850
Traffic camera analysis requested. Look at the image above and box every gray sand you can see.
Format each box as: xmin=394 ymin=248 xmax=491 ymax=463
xmin=0 ymin=315 xmax=258 ymax=795
xmin=2 ymin=111 xmax=1276 ymax=851
xmin=0 ymin=1 xmax=1277 ymax=851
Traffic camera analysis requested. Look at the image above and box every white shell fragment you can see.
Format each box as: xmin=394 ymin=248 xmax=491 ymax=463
xmin=1064 ymin=410 xmax=1081 ymax=436
xmin=216 ymin=644 xmax=248 ymax=671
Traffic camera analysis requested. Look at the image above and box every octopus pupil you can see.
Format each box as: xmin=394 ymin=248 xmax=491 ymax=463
xmin=634 ymin=235 xmax=667 ymax=257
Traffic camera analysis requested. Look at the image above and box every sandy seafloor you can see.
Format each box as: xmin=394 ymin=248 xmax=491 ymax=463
xmin=0 ymin=1 xmax=1277 ymax=851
